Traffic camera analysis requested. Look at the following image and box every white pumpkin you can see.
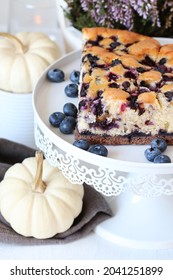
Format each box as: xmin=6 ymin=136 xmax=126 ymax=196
xmin=0 ymin=32 xmax=60 ymax=93
xmin=0 ymin=151 xmax=84 ymax=239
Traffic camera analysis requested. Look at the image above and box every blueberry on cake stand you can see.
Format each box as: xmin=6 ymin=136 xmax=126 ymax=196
xmin=33 ymin=50 xmax=173 ymax=249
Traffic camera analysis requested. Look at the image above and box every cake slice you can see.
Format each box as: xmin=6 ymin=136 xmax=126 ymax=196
xmin=75 ymin=27 xmax=173 ymax=145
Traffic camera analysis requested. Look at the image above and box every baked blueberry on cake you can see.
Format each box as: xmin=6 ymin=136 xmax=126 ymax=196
xmin=75 ymin=27 xmax=173 ymax=145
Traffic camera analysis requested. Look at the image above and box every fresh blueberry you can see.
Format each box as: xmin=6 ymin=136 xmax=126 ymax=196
xmin=47 ymin=68 xmax=65 ymax=82
xmin=88 ymin=144 xmax=108 ymax=157
xmin=73 ymin=139 xmax=90 ymax=150
xmin=65 ymin=83 xmax=78 ymax=97
xmin=49 ymin=112 xmax=65 ymax=127
xmin=144 ymin=147 xmax=162 ymax=162
xmin=150 ymin=138 xmax=167 ymax=152
xmin=70 ymin=70 xmax=80 ymax=84
xmin=63 ymin=103 xmax=78 ymax=118
xmin=154 ymin=154 xmax=171 ymax=163
xmin=59 ymin=116 xmax=76 ymax=134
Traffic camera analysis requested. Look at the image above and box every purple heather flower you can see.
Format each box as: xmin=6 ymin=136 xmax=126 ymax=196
xmin=163 ymin=0 xmax=173 ymax=28
xmin=80 ymin=0 xmax=134 ymax=28
xmin=110 ymin=0 xmax=134 ymax=29
xmin=79 ymin=0 xmax=173 ymax=30
xmin=130 ymin=0 xmax=161 ymax=26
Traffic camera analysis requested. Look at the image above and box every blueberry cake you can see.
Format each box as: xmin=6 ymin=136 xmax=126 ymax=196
xmin=75 ymin=27 xmax=173 ymax=145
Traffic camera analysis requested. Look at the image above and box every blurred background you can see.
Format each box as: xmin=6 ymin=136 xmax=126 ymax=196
xmin=0 ymin=0 xmax=9 ymax=31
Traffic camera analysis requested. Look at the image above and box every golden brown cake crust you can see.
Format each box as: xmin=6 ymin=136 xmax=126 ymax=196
xmin=82 ymin=27 xmax=159 ymax=46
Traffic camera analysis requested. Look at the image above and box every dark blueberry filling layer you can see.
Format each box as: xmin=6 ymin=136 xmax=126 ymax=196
xmin=121 ymin=49 xmax=128 ymax=53
xmin=122 ymin=81 xmax=130 ymax=90
xmin=110 ymin=36 xmax=118 ymax=41
xmin=127 ymin=131 xmax=152 ymax=137
xmin=109 ymin=82 xmax=119 ymax=88
xmin=140 ymin=81 xmax=150 ymax=88
xmin=79 ymin=99 xmax=88 ymax=110
xmin=90 ymin=62 xmax=109 ymax=70
xmin=79 ymin=128 xmax=173 ymax=137
xmin=82 ymin=54 xmax=99 ymax=64
xmin=163 ymin=75 xmax=173 ymax=82
xmin=109 ymin=41 xmax=121 ymax=50
xmin=87 ymin=35 xmax=103 ymax=46
xmin=136 ymin=67 xmax=146 ymax=73
xmin=138 ymin=87 xmax=150 ymax=93
xmin=97 ymin=90 xmax=104 ymax=97
xmin=89 ymin=119 xmax=119 ymax=130
xmin=87 ymin=40 xmax=98 ymax=46
xmin=159 ymin=130 xmax=173 ymax=135
xmin=80 ymin=83 xmax=89 ymax=97
xmin=159 ymin=58 xmax=167 ymax=65
xmin=127 ymin=95 xmax=138 ymax=110
xmin=124 ymin=71 xmax=136 ymax=79
xmin=155 ymin=65 xmax=167 ymax=74
xmin=111 ymin=59 xmax=121 ymax=66
xmin=141 ymin=56 xmax=156 ymax=67
xmin=108 ymin=72 xmax=118 ymax=81
xmin=97 ymin=35 xmax=104 ymax=41
xmin=164 ymin=91 xmax=173 ymax=101
xmin=145 ymin=120 xmax=154 ymax=125
xmin=91 ymin=99 xmax=103 ymax=116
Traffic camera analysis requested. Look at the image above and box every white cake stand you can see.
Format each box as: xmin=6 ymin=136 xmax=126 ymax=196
xmin=32 ymin=45 xmax=173 ymax=249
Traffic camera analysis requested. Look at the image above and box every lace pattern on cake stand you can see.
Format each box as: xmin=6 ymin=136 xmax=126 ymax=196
xmin=35 ymin=124 xmax=173 ymax=197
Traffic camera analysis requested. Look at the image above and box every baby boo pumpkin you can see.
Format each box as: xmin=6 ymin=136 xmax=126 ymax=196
xmin=0 ymin=32 xmax=60 ymax=92
xmin=0 ymin=151 xmax=84 ymax=239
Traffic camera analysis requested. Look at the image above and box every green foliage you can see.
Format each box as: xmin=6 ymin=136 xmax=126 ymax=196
xmin=64 ymin=0 xmax=96 ymax=30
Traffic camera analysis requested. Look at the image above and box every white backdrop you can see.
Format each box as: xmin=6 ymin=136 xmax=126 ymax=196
xmin=0 ymin=0 xmax=9 ymax=31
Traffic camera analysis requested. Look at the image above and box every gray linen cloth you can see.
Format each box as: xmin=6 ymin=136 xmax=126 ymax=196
xmin=0 ymin=139 xmax=112 ymax=244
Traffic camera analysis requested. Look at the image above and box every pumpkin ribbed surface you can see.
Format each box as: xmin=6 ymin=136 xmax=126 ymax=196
xmin=0 ymin=154 xmax=84 ymax=239
xmin=0 ymin=32 xmax=60 ymax=93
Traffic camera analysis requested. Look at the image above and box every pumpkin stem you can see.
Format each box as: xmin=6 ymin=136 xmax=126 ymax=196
xmin=32 ymin=151 xmax=46 ymax=193
xmin=0 ymin=32 xmax=25 ymax=53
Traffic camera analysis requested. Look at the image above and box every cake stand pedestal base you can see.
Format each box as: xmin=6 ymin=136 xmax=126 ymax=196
xmin=95 ymin=191 xmax=173 ymax=249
